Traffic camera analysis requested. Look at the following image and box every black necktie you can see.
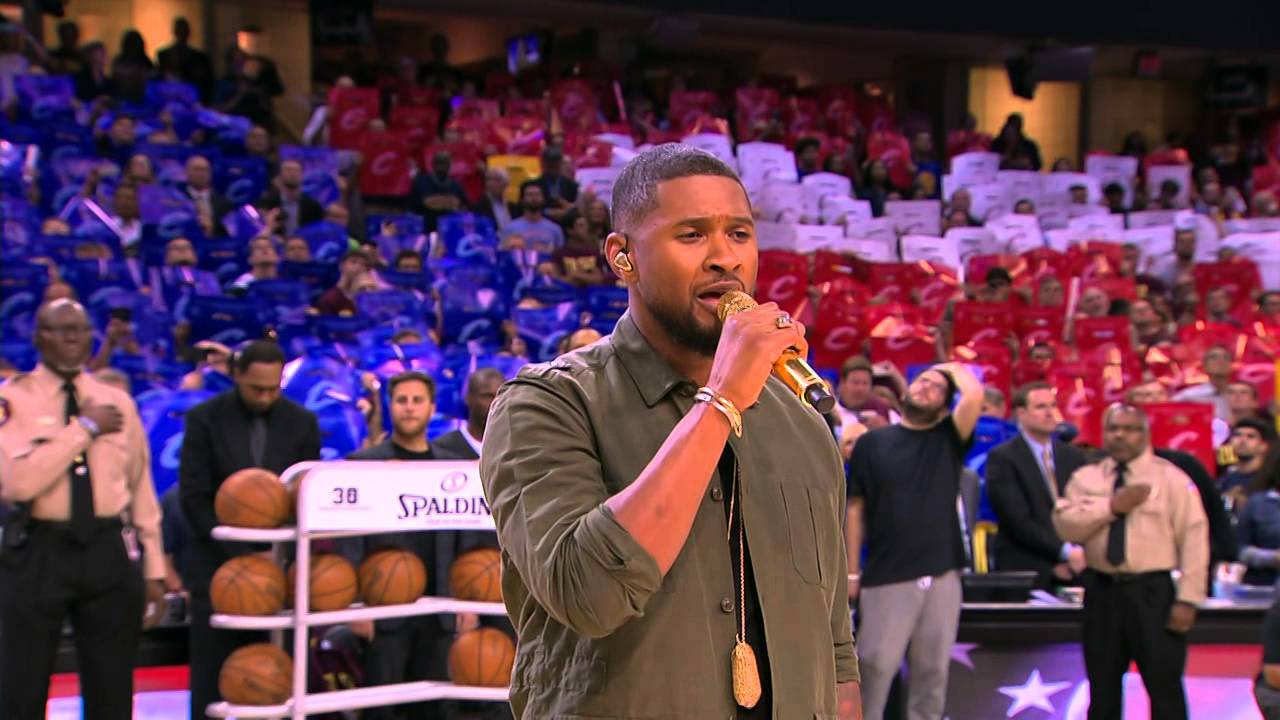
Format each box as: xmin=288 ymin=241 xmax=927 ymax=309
xmin=64 ymin=379 xmax=95 ymax=544
xmin=1106 ymin=462 xmax=1128 ymax=566
xmin=249 ymin=415 xmax=267 ymax=467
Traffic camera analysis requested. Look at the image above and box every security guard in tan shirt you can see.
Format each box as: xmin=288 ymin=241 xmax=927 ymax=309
xmin=0 ymin=299 xmax=166 ymax=720
xmin=1054 ymin=403 xmax=1209 ymax=720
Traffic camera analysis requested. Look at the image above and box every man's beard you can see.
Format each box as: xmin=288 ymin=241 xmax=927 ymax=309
xmin=901 ymin=395 xmax=946 ymax=426
xmin=647 ymin=291 xmax=720 ymax=357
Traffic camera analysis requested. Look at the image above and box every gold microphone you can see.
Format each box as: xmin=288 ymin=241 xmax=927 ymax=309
xmin=716 ymin=291 xmax=836 ymax=413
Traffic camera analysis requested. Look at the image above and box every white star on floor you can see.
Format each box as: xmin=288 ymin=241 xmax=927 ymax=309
xmin=950 ymin=642 xmax=978 ymax=670
xmin=997 ymin=669 xmax=1072 ymax=717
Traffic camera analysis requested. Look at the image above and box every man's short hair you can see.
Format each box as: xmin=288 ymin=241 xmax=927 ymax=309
xmin=1259 ymin=291 xmax=1280 ymax=309
xmin=1012 ymin=381 xmax=1052 ymax=409
xmin=519 ymin=179 xmax=541 ymax=199
xmin=610 ymin=144 xmax=744 ymax=234
xmin=465 ymin=367 xmax=505 ymax=396
xmin=341 ymin=249 xmax=369 ymax=266
xmin=840 ymin=355 xmax=873 ymax=381
xmin=233 ymin=340 xmax=285 ymax=373
xmin=393 ymin=249 xmax=421 ymax=266
xmin=388 ymin=370 xmax=436 ymax=400
xmin=1228 ymin=380 xmax=1258 ymax=397
xmin=794 ymin=137 xmax=821 ymax=154
xmin=1233 ymin=416 xmax=1277 ymax=444
xmin=391 ymin=328 xmax=424 ymax=345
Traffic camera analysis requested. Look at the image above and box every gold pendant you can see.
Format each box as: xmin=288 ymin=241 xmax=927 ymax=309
xmin=731 ymin=640 xmax=762 ymax=709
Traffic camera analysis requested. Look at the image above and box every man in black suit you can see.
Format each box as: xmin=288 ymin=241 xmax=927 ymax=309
xmin=179 ymin=155 xmax=233 ymax=237
xmin=987 ymin=381 xmax=1090 ymax=587
xmin=433 ymin=367 xmax=505 ymax=460
xmin=179 ymin=340 xmax=320 ymax=717
xmin=470 ymin=168 xmax=516 ymax=233
xmin=259 ymin=159 xmax=324 ymax=236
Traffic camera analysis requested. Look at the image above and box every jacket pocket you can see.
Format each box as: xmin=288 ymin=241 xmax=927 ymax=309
xmin=781 ymin=482 xmax=824 ymax=585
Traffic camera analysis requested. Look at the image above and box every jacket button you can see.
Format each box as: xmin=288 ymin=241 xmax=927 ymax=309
xmin=720 ymin=597 xmax=734 ymax=613
xmin=710 ymin=486 xmax=724 ymax=502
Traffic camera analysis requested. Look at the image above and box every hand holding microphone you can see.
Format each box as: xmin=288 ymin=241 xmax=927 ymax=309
xmin=708 ymin=291 xmax=835 ymax=414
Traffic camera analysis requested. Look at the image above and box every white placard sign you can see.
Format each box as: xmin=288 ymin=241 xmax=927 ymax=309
xmin=1068 ymin=213 xmax=1125 ymax=237
xmin=821 ymin=195 xmax=872 ymax=225
xmin=986 ymin=214 xmax=1045 ymax=254
xmin=299 ymin=461 xmax=496 ymax=532
xmin=1045 ymin=228 xmax=1085 ymax=253
xmin=967 ymin=182 xmax=1012 ymax=222
xmin=845 ymin=217 xmax=898 ymax=245
xmin=901 ymin=234 xmax=960 ymax=268
xmin=1225 ymin=218 xmax=1280 ymax=234
xmin=1126 ymin=210 xmax=1178 ymax=230
xmin=950 ymin=152 xmax=1000 ymax=185
xmin=681 ymin=133 xmax=736 ymax=168
xmin=1042 ymin=172 xmax=1101 ymax=205
xmin=841 ymin=238 xmax=898 ymax=263
xmin=945 ymin=227 xmax=999 ymax=260
xmin=1085 ymin=155 xmax=1138 ymax=208
xmin=793 ymin=224 xmax=846 ymax=254
xmin=1036 ymin=201 xmax=1070 ymax=231
xmin=1147 ymin=164 xmax=1192 ymax=207
xmin=758 ymin=181 xmax=806 ymax=222
xmin=755 ymin=221 xmax=798 ymax=252
xmin=592 ymin=132 xmax=635 ymax=149
xmin=801 ymin=172 xmax=853 ymax=223
xmin=575 ymin=167 xmax=622 ymax=207
xmin=884 ymin=199 xmax=942 ymax=237
xmin=737 ymin=142 xmax=797 ymax=191
xmin=996 ymin=170 xmax=1043 ymax=206
xmin=1123 ymin=226 xmax=1175 ymax=270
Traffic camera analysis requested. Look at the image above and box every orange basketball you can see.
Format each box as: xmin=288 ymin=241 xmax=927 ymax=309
xmin=218 ymin=643 xmax=293 ymax=705
xmin=448 ymin=628 xmax=515 ymax=687
xmin=286 ymin=553 xmax=358 ymax=612
xmin=358 ymin=548 xmax=427 ymax=606
xmin=215 ymin=468 xmax=291 ymax=529
xmin=449 ymin=547 xmax=502 ymax=602
xmin=211 ymin=555 xmax=286 ymax=616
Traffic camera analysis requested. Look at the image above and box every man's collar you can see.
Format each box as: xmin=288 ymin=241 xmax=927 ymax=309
xmin=610 ymin=312 xmax=687 ymax=408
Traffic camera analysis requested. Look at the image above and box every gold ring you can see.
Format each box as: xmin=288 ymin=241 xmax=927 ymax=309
xmin=775 ymin=314 xmax=793 ymax=329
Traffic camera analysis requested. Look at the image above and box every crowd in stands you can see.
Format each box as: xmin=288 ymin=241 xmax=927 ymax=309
xmin=4 ymin=13 xmax=1280 ymax=593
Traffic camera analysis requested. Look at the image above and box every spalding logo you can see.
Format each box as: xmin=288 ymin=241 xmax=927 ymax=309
xmin=440 ymin=471 xmax=468 ymax=493
xmin=339 ymin=106 xmax=370 ymax=133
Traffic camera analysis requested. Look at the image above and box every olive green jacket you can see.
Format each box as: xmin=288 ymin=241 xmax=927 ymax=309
xmin=480 ymin=313 xmax=858 ymax=719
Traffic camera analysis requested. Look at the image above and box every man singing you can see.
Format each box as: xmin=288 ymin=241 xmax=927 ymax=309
xmin=480 ymin=144 xmax=860 ymax=718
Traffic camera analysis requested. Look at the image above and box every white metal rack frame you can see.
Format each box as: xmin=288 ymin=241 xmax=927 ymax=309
xmin=206 ymin=460 xmax=512 ymax=719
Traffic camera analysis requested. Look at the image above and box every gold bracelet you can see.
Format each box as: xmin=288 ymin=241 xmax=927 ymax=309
xmin=695 ymin=386 xmax=743 ymax=437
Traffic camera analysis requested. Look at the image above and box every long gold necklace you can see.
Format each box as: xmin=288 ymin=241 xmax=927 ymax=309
xmin=727 ymin=458 xmax=762 ymax=709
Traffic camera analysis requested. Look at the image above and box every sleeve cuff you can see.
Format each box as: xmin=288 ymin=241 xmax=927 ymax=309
xmin=580 ymin=504 xmax=663 ymax=595
xmin=1058 ymin=543 xmax=1073 ymax=562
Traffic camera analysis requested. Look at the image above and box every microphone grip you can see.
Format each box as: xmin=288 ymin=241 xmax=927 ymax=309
xmin=774 ymin=351 xmax=836 ymax=414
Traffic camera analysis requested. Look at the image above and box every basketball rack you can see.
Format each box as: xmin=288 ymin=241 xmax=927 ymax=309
xmin=206 ymin=460 xmax=511 ymax=720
